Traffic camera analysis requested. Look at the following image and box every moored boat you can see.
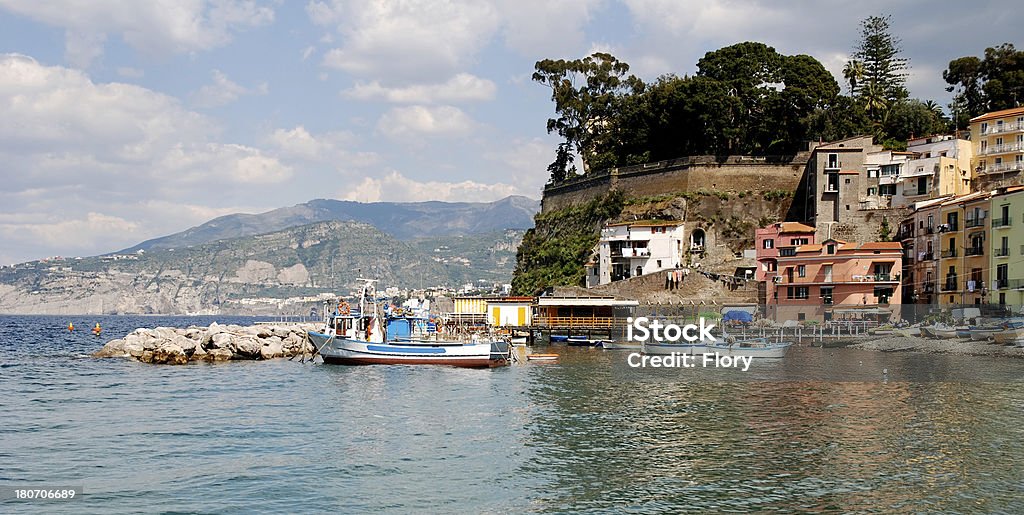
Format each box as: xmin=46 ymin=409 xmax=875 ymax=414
xmin=567 ymin=336 xmax=606 ymax=347
xmin=308 ymin=279 xmax=508 ymax=368
xmin=707 ymin=338 xmax=791 ymax=358
xmin=600 ymin=340 xmax=642 ymax=350
xmin=641 ymin=342 xmax=709 ymax=355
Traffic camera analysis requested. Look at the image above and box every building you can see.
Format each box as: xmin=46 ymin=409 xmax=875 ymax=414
xmin=897 ymin=196 xmax=950 ymax=308
xmin=450 ymin=296 xmax=495 ymax=325
xmin=754 ymin=222 xmax=817 ymax=283
xmin=486 ymin=297 xmax=534 ymax=327
xmin=937 ymin=192 xmax=992 ymax=306
xmin=864 ymin=149 xmax=913 ymax=209
xmin=891 ymin=135 xmax=973 ymax=208
xmin=971 ymin=106 xmax=1024 ymax=185
xmin=534 ymin=294 xmax=639 ymax=329
xmin=990 ymin=186 xmax=1024 ymax=312
xmin=761 ymin=238 xmax=903 ymax=323
xmin=586 ymin=220 xmax=686 ymax=287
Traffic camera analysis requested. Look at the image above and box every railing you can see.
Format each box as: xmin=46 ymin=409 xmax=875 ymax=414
xmin=942 ymin=279 xmax=958 ymax=292
xmin=922 ymin=283 xmax=935 ymax=293
xmin=612 ymin=248 xmax=651 ymax=257
xmin=533 ymin=316 xmax=617 ymax=328
xmin=996 ymin=247 xmax=1011 ymax=257
xmin=979 ymin=142 xmax=1024 ymax=155
xmin=979 ymin=161 xmax=1024 ymax=175
xmin=923 ymin=226 xmax=934 ymax=235
xmin=964 ymin=280 xmax=984 ymax=293
xmin=965 ymin=217 xmax=986 ymax=228
xmin=824 ymin=185 xmax=839 ymax=193
xmin=965 ymin=247 xmax=985 ymax=257
xmin=872 ymin=273 xmax=895 ymax=282
xmin=995 ymin=279 xmax=1009 ymax=289
xmin=921 ymin=251 xmax=935 ymax=261
xmin=981 ymin=122 xmax=1024 ymax=134
xmin=993 ymin=217 xmax=1012 ymax=228
xmin=941 ymin=249 xmax=957 ymax=258
xmin=1010 ymin=279 xmax=1024 ymax=290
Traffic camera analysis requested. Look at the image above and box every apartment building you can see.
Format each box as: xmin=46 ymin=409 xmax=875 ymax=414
xmin=971 ymin=106 xmax=1024 ymax=183
xmin=586 ymin=221 xmax=686 ymax=287
xmin=937 ymin=191 xmax=992 ymax=306
xmin=990 ymin=186 xmax=1024 ymax=312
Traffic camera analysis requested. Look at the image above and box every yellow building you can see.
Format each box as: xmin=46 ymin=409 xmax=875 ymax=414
xmin=938 ymin=192 xmax=992 ymax=306
xmin=486 ymin=297 xmax=533 ymax=327
xmin=971 ymin=107 xmax=1024 ymax=182
xmin=990 ymin=186 xmax=1024 ymax=312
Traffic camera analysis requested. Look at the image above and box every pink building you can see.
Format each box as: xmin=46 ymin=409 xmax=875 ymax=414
xmin=760 ymin=238 xmax=903 ymax=323
xmin=754 ymin=222 xmax=816 ymax=282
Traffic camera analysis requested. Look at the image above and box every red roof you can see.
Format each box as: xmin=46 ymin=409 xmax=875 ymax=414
xmin=971 ymin=106 xmax=1024 ymax=123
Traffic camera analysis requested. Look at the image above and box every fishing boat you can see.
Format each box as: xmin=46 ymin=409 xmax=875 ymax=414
xmin=993 ymin=320 xmax=1024 ymax=346
xmin=549 ymin=335 xmax=569 ymax=343
xmin=921 ymin=323 xmax=961 ymax=339
xmin=308 ymin=279 xmax=509 ymax=368
xmin=567 ymin=336 xmax=606 ymax=347
xmin=526 ymin=353 xmax=559 ymax=361
xmin=968 ymin=326 xmax=1002 ymax=341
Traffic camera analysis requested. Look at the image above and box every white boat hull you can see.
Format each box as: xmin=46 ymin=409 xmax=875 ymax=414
xmin=706 ymin=342 xmax=791 ymax=358
xmin=993 ymin=328 xmax=1024 ymax=346
xmin=309 ymin=332 xmax=507 ymax=367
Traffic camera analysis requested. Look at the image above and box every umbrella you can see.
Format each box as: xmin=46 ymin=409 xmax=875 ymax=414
xmin=722 ymin=310 xmax=753 ymax=323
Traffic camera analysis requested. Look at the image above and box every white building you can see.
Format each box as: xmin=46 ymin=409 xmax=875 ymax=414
xmin=585 ymin=221 xmax=686 ymax=287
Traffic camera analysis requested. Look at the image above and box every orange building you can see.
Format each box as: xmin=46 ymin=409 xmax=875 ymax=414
xmin=762 ymin=238 xmax=903 ymax=323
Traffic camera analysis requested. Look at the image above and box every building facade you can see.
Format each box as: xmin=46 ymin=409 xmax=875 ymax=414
xmin=971 ymin=107 xmax=1024 ymax=185
xmin=898 ymin=197 xmax=948 ymax=308
xmin=891 ymin=136 xmax=973 ymax=208
xmin=586 ymin=221 xmax=686 ymax=287
xmin=754 ymin=222 xmax=816 ymax=282
xmin=937 ymin=192 xmax=992 ymax=306
xmin=760 ymin=238 xmax=903 ymax=323
xmin=990 ymin=186 xmax=1024 ymax=312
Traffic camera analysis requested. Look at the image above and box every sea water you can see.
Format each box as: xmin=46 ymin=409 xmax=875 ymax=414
xmin=2 ymin=315 xmax=1023 ymax=513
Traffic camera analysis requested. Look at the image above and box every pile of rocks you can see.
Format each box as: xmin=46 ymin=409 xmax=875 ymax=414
xmin=93 ymin=322 xmax=319 ymax=364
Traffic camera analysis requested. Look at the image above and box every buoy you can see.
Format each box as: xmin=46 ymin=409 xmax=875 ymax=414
xmin=92 ymin=323 xmax=102 ymax=336
xmin=68 ymin=322 xmax=74 ymax=332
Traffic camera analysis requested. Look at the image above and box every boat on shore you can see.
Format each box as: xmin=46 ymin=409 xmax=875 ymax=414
xmin=968 ymin=326 xmax=1002 ymax=341
xmin=308 ymin=280 xmax=509 ymax=368
xmin=921 ymin=324 xmax=962 ymax=339
xmin=992 ymin=320 xmax=1024 ymax=346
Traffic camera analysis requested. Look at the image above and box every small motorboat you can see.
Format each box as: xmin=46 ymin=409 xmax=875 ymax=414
xmin=549 ymin=335 xmax=569 ymax=343
xmin=968 ymin=326 xmax=1001 ymax=341
xmin=566 ymin=336 xmax=604 ymax=346
xmin=526 ymin=353 xmax=559 ymax=361
xmin=641 ymin=342 xmax=709 ymax=355
xmin=600 ymin=340 xmax=642 ymax=350
xmin=993 ymin=320 xmax=1024 ymax=346
xmin=707 ymin=338 xmax=791 ymax=358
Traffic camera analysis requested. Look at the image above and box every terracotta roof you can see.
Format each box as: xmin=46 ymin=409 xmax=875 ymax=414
xmin=858 ymin=242 xmax=903 ymax=251
xmin=796 ymin=244 xmax=823 ymax=253
xmin=837 ymin=170 xmax=860 ymax=175
xmin=778 ymin=222 xmax=815 ymax=233
xmin=971 ymin=106 xmax=1024 ymax=123
xmin=606 ymin=220 xmax=682 ymax=227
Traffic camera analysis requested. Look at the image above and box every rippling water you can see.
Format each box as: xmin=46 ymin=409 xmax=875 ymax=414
xmin=2 ymin=315 xmax=1024 ymax=513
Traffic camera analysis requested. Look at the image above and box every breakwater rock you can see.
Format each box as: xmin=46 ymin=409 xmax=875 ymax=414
xmin=851 ymin=335 xmax=1024 ymax=358
xmin=93 ymin=322 xmax=319 ymax=364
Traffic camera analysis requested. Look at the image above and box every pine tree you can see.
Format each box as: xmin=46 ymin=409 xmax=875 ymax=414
xmin=852 ymin=15 xmax=909 ymax=121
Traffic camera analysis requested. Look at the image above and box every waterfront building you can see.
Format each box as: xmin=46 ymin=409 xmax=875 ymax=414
xmin=802 ymin=136 xmax=884 ymax=241
xmin=754 ymin=222 xmax=816 ymax=283
xmin=971 ymin=106 xmax=1024 ymax=185
xmin=586 ymin=220 xmax=686 ymax=287
xmin=757 ymin=229 xmax=903 ymax=323
xmin=937 ymin=191 xmax=992 ymax=306
xmin=450 ymin=296 xmax=495 ymax=325
xmin=990 ymin=186 xmax=1024 ymax=312
xmin=897 ymin=196 xmax=949 ymax=308
xmin=864 ymin=149 xmax=913 ymax=209
xmin=486 ymin=297 xmax=534 ymax=327
xmin=533 ymin=294 xmax=639 ymax=329
xmin=891 ymin=135 xmax=973 ymax=208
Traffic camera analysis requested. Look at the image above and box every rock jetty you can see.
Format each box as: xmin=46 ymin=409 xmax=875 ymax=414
xmin=851 ymin=335 xmax=1024 ymax=358
xmin=93 ymin=322 xmax=319 ymax=364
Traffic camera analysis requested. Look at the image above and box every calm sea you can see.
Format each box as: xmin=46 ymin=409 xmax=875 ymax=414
xmin=2 ymin=315 xmax=1023 ymax=513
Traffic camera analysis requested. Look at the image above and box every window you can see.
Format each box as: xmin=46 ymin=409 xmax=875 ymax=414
xmin=879 ymin=184 xmax=896 ymax=196
xmin=797 ymin=312 xmax=806 ymax=321
xmin=867 ymin=168 xmax=879 ymax=178
xmin=763 ymin=239 xmax=774 ymax=249
xmin=867 ymin=187 xmax=877 ymax=196
xmin=767 ymin=261 xmax=777 ymax=272
xmin=786 ymin=287 xmax=809 ymax=299
xmin=826 ymin=244 xmax=835 ymax=255
xmin=874 ymin=286 xmax=894 ymax=303
xmin=845 ymin=178 xmax=852 ymax=184
xmin=826 ymin=153 xmax=839 ymax=168
xmin=826 ymin=173 xmax=839 ymax=192
xmin=981 ymin=122 xmax=988 ymax=133
xmin=820 ymin=286 xmax=834 ymax=305
xmin=823 ymin=264 xmax=833 ymax=281
xmin=790 ymin=238 xmax=809 ymax=246
xmin=881 ymin=164 xmax=900 ymax=176
xmin=657 ymin=259 xmax=662 ymax=268
xmin=798 ymin=265 xmax=806 ymax=277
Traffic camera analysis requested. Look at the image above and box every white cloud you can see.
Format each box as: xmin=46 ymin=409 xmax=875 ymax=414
xmin=495 ymin=0 xmax=602 ymax=57
xmin=343 ymin=73 xmax=497 ymax=104
xmin=0 ymin=0 xmax=275 ymax=66
xmin=266 ymin=125 xmax=378 ymax=166
xmin=0 ymin=53 xmax=293 ymax=262
xmin=341 ymin=170 xmax=521 ymax=203
xmin=483 ymin=137 xmax=553 ymax=193
xmin=191 ymin=69 xmax=267 ymax=108
xmin=376 ymin=105 xmax=477 ymax=140
xmin=318 ymin=0 xmax=499 ymax=81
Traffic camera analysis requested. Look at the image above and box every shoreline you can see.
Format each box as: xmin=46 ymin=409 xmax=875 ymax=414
xmin=848 ymin=335 xmax=1024 ymax=358
xmin=93 ymin=322 xmax=319 ymax=364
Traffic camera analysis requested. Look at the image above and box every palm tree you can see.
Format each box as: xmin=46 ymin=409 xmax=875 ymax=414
xmin=861 ymin=80 xmax=888 ymax=123
xmin=922 ymin=100 xmax=944 ymax=118
xmin=842 ymin=59 xmax=864 ymax=96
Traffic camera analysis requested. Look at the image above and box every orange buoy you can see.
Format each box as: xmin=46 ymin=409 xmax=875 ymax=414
xmin=68 ymin=322 xmax=74 ymax=332
xmin=92 ymin=323 xmax=102 ymax=336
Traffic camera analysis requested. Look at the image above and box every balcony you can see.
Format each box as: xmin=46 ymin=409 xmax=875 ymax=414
xmin=872 ymin=273 xmax=896 ymax=282
xmin=993 ymin=217 xmax=1012 ymax=228
xmin=938 ymin=223 xmax=958 ymax=232
xmin=981 ymin=122 xmax=1024 ymax=135
xmin=942 ymin=278 xmax=958 ymax=292
xmin=979 ymin=142 xmax=1024 ymax=155
xmin=941 ymin=249 xmax=957 ymax=258
xmin=922 ymin=282 xmax=935 ymax=293
xmin=824 ymin=160 xmax=842 ymax=170
xmin=995 ymin=279 xmax=1009 ymax=290
xmin=996 ymin=247 xmax=1011 ymax=257
xmin=1011 ymin=279 xmax=1024 ymax=290
xmin=921 ymin=251 xmax=935 ymax=261
xmin=965 ymin=217 xmax=986 ymax=228
xmin=611 ymin=248 xmax=651 ymax=258
xmin=979 ymin=161 xmax=1024 ymax=175
xmin=965 ymin=247 xmax=985 ymax=257
xmin=922 ymin=226 xmax=934 ymax=235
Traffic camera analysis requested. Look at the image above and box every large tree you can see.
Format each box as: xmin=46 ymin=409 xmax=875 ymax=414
xmin=849 ymin=15 xmax=909 ymax=124
xmin=532 ymin=53 xmax=643 ymax=174
xmin=944 ymin=43 xmax=1024 ymax=125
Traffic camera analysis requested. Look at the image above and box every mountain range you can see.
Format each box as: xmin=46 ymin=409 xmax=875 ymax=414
xmin=121 ymin=195 xmax=539 ymax=253
xmin=0 ymin=196 xmax=538 ymax=314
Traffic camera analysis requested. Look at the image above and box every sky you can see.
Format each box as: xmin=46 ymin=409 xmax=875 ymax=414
xmin=0 ymin=0 xmax=1020 ymax=265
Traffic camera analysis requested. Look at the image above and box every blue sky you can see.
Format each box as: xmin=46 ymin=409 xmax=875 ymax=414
xmin=0 ymin=0 xmax=1020 ymax=265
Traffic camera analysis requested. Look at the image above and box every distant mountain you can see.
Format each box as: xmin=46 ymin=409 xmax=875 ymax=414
xmin=121 ymin=195 xmax=539 ymax=253
xmin=0 ymin=221 xmax=526 ymax=315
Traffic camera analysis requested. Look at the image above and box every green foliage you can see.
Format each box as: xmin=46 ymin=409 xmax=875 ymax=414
xmin=762 ymin=190 xmax=794 ymax=202
xmin=804 ymin=95 xmax=873 ymax=142
xmin=512 ymin=192 xmax=626 ymax=295
xmin=546 ymin=142 xmax=576 ymax=183
xmin=533 ymin=53 xmax=643 ymax=173
xmin=883 ymin=99 xmax=948 ymax=142
xmin=878 ymin=216 xmax=892 ymax=242
xmin=852 ymin=15 xmax=909 ymax=107
xmin=944 ymin=43 xmax=1024 ymax=124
